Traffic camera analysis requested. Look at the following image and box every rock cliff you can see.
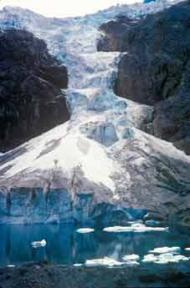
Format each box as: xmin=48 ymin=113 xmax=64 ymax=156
xmin=98 ymin=1 xmax=190 ymax=154
xmin=0 ymin=29 xmax=69 ymax=152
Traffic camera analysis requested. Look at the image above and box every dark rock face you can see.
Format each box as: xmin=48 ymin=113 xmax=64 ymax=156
xmin=0 ymin=29 xmax=69 ymax=152
xmin=98 ymin=1 xmax=190 ymax=154
xmin=97 ymin=16 xmax=138 ymax=52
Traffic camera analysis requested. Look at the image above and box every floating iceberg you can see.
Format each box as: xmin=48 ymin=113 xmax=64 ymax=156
xmin=31 ymin=239 xmax=47 ymax=248
xmin=85 ymin=257 xmax=123 ymax=267
xmin=156 ymin=254 xmax=189 ymax=264
xmin=142 ymin=254 xmax=158 ymax=263
xmin=149 ymin=247 xmax=181 ymax=254
xmin=73 ymin=263 xmax=83 ymax=267
xmin=103 ymin=223 xmax=168 ymax=233
xmin=142 ymin=251 xmax=189 ymax=264
xmin=122 ymin=254 xmax=140 ymax=262
xmin=185 ymin=248 xmax=190 ymax=251
xmin=76 ymin=228 xmax=95 ymax=234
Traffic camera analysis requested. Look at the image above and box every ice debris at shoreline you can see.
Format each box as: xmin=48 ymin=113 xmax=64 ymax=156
xmin=76 ymin=228 xmax=95 ymax=234
xmin=142 ymin=247 xmax=189 ymax=264
xmin=85 ymin=257 xmax=123 ymax=267
xmin=142 ymin=253 xmax=189 ymax=264
xmin=103 ymin=223 xmax=168 ymax=233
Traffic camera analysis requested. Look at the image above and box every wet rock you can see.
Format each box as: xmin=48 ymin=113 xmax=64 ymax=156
xmin=0 ymin=29 xmax=69 ymax=152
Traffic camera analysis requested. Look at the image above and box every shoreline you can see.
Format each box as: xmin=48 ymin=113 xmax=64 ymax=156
xmin=0 ymin=262 xmax=190 ymax=288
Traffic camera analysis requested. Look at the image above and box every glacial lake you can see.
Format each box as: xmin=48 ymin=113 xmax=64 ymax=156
xmin=0 ymin=223 xmax=190 ymax=271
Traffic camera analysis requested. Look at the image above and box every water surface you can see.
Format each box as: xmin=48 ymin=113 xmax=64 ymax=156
xmin=1 ymin=223 xmax=190 ymax=269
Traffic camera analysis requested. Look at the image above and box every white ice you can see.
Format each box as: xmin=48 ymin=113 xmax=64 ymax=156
xmin=85 ymin=257 xmax=123 ymax=267
xmin=122 ymin=254 xmax=140 ymax=262
xmin=31 ymin=239 xmax=47 ymax=248
xmin=142 ymin=253 xmax=189 ymax=264
xmin=149 ymin=247 xmax=181 ymax=254
xmin=103 ymin=223 xmax=168 ymax=233
xmin=76 ymin=228 xmax=95 ymax=234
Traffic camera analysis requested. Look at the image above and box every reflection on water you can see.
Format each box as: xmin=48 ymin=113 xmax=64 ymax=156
xmin=0 ymin=223 xmax=190 ymax=267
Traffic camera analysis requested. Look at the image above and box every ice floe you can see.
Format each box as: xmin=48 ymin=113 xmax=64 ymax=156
xmin=73 ymin=263 xmax=83 ymax=267
xmin=103 ymin=223 xmax=168 ymax=233
xmin=31 ymin=239 xmax=47 ymax=248
xmin=76 ymin=228 xmax=95 ymax=234
xmin=85 ymin=257 xmax=123 ymax=267
xmin=149 ymin=247 xmax=181 ymax=254
xmin=122 ymin=254 xmax=140 ymax=262
xmin=185 ymin=248 xmax=190 ymax=251
xmin=142 ymin=251 xmax=189 ymax=264
xmin=122 ymin=254 xmax=140 ymax=266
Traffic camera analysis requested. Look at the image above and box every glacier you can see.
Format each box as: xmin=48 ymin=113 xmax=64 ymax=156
xmin=0 ymin=0 xmax=190 ymax=226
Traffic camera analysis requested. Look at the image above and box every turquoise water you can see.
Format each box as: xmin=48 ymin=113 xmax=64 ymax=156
xmin=0 ymin=223 xmax=190 ymax=269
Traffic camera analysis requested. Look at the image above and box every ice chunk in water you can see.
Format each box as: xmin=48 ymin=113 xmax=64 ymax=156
xmin=103 ymin=226 xmax=132 ymax=232
xmin=122 ymin=254 xmax=140 ymax=262
xmin=31 ymin=239 xmax=47 ymax=248
xmin=142 ymin=252 xmax=189 ymax=264
xmin=76 ymin=228 xmax=95 ymax=234
xmin=73 ymin=263 xmax=83 ymax=267
xmin=149 ymin=247 xmax=181 ymax=254
xmin=103 ymin=224 xmax=168 ymax=233
xmin=142 ymin=254 xmax=158 ymax=263
xmin=156 ymin=254 xmax=189 ymax=264
xmin=85 ymin=257 xmax=123 ymax=267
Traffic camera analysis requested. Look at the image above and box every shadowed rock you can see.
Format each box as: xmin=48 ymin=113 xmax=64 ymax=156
xmin=98 ymin=1 xmax=190 ymax=154
xmin=0 ymin=29 xmax=69 ymax=152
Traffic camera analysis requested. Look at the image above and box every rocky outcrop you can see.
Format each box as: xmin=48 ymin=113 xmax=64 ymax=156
xmin=98 ymin=1 xmax=190 ymax=154
xmin=0 ymin=29 xmax=69 ymax=152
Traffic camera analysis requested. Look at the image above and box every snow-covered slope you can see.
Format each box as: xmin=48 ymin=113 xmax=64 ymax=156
xmin=0 ymin=0 xmax=189 ymax=225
